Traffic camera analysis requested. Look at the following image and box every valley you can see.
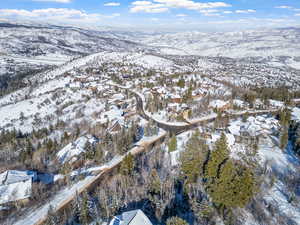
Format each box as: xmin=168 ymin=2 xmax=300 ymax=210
xmin=0 ymin=21 xmax=300 ymax=225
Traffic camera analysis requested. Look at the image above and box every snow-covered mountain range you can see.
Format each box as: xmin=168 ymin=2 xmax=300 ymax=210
xmin=138 ymin=28 xmax=300 ymax=57
xmin=1 ymin=21 xmax=300 ymax=225
xmin=1 ymin=22 xmax=300 ymax=81
xmin=0 ymin=22 xmax=153 ymax=78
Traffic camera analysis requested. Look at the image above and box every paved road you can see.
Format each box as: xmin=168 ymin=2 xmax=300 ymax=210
xmin=11 ymin=83 xmax=281 ymax=225
xmin=110 ymin=83 xmax=281 ymax=135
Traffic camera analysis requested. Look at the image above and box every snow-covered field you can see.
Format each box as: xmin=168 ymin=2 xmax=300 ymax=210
xmin=139 ymin=28 xmax=300 ymax=59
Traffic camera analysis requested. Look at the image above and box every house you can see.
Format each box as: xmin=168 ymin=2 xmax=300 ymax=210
xmin=228 ymin=115 xmax=280 ymax=145
xmin=0 ymin=170 xmax=37 ymax=205
xmin=182 ymin=107 xmax=191 ymax=120
xmin=233 ymin=99 xmax=248 ymax=109
xmin=109 ymin=209 xmax=153 ymax=225
xmin=88 ymin=86 xmax=98 ymax=93
xmin=209 ymin=100 xmax=231 ymax=111
xmin=169 ymin=94 xmax=182 ymax=104
xmin=69 ymin=81 xmax=83 ymax=89
xmin=56 ymin=135 xmax=98 ymax=164
xmin=167 ymin=103 xmax=180 ymax=113
xmin=192 ymin=90 xmax=205 ymax=100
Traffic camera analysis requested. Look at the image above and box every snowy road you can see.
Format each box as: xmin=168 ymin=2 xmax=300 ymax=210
xmin=10 ymin=81 xmax=282 ymax=225
xmin=110 ymin=83 xmax=281 ymax=134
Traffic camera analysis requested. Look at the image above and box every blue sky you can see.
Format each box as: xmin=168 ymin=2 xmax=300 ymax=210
xmin=0 ymin=0 xmax=300 ymax=31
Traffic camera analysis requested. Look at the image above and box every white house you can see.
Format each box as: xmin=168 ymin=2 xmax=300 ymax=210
xmin=0 ymin=170 xmax=37 ymax=204
xmin=109 ymin=209 xmax=153 ymax=225
xmin=209 ymin=100 xmax=231 ymax=111
xmin=56 ymin=135 xmax=98 ymax=164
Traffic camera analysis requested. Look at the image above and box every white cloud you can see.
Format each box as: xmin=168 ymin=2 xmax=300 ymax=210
xmin=176 ymin=14 xmax=187 ymax=17
xmin=235 ymin=9 xmax=256 ymax=14
xmin=200 ymin=9 xmax=219 ymax=13
xmin=104 ymin=2 xmax=120 ymax=6
xmin=223 ymin=10 xmax=232 ymax=14
xmin=295 ymin=13 xmax=300 ymax=16
xmin=275 ymin=6 xmax=300 ymax=12
xmin=132 ymin=1 xmax=152 ymax=5
xmin=199 ymin=9 xmax=220 ymax=16
xmin=32 ymin=0 xmax=72 ymax=3
xmin=111 ymin=13 xmax=121 ymax=17
xmin=130 ymin=0 xmax=230 ymax=13
xmin=155 ymin=0 xmax=230 ymax=10
xmin=275 ymin=6 xmax=293 ymax=9
xmin=130 ymin=1 xmax=168 ymax=13
xmin=0 ymin=8 xmax=119 ymax=25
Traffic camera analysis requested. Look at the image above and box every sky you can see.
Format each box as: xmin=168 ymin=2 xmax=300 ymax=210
xmin=0 ymin=0 xmax=300 ymax=31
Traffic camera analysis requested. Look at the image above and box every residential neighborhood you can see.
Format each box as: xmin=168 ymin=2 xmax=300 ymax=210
xmin=0 ymin=6 xmax=300 ymax=225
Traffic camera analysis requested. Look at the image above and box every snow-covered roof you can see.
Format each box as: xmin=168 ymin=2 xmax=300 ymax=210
xmin=56 ymin=135 xmax=98 ymax=164
xmin=233 ymin=99 xmax=247 ymax=107
xmin=0 ymin=179 xmax=32 ymax=204
xmin=109 ymin=209 xmax=152 ymax=225
xmin=99 ymin=105 xmax=124 ymax=124
xmin=269 ymin=100 xmax=284 ymax=108
xmin=0 ymin=170 xmax=36 ymax=186
xmin=0 ymin=170 xmax=36 ymax=204
xmin=228 ymin=115 xmax=279 ymax=137
xmin=292 ymin=107 xmax=300 ymax=122
xmin=209 ymin=100 xmax=229 ymax=109
xmin=228 ymin=122 xmax=240 ymax=136
xmin=111 ymin=93 xmax=125 ymax=101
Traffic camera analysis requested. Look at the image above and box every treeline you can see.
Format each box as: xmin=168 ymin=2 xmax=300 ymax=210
xmin=0 ymin=66 xmax=53 ymax=97
xmin=251 ymin=86 xmax=300 ymax=105
xmin=0 ymin=122 xmax=72 ymax=171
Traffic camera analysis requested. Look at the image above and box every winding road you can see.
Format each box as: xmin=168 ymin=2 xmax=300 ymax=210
xmin=110 ymin=83 xmax=281 ymax=134
xmin=10 ymin=83 xmax=281 ymax=225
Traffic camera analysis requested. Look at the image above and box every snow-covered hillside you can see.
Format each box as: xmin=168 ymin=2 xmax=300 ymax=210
xmin=138 ymin=28 xmax=300 ymax=69
xmin=0 ymin=22 xmax=153 ymax=78
xmin=1 ymin=21 xmax=300 ymax=225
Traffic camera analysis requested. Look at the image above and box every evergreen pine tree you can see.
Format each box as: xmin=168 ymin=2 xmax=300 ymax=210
xmin=206 ymin=133 xmax=229 ymax=179
xmin=208 ymin=160 xmax=255 ymax=209
xmin=63 ymin=131 xmax=69 ymax=141
xmin=120 ymin=153 xmax=134 ymax=176
xmin=180 ymin=130 xmax=208 ymax=183
xmin=148 ymin=169 xmax=161 ymax=196
xmin=84 ymin=141 xmax=95 ymax=160
xmin=95 ymin=143 xmax=104 ymax=162
xmin=168 ymin=135 xmax=177 ymax=152
xmin=166 ymin=216 xmax=188 ymax=225
xmin=80 ymin=191 xmax=89 ymax=225
xmin=177 ymin=78 xmax=185 ymax=88
xmin=75 ymin=126 xmax=80 ymax=138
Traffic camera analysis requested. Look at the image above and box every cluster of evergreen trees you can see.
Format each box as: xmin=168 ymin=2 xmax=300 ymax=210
xmin=253 ymin=87 xmax=300 ymax=105
xmin=180 ymin=132 xmax=256 ymax=220
xmin=0 ymin=63 xmax=56 ymax=98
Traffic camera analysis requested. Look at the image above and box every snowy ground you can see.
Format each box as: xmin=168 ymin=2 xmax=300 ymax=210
xmin=259 ymin=140 xmax=300 ymax=224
